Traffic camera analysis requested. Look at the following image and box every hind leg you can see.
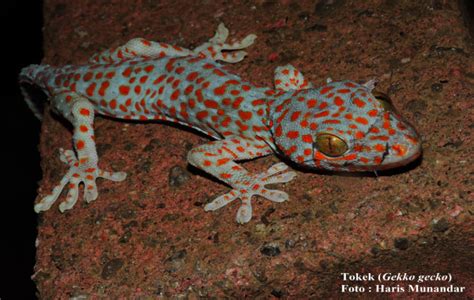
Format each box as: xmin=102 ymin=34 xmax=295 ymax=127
xmin=90 ymin=23 xmax=256 ymax=64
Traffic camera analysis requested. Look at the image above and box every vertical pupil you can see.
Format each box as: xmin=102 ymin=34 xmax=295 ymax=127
xmin=327 ymin=136 xmax=333 ymax=152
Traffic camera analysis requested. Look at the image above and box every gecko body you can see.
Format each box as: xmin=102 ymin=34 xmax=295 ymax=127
xmin=20 ymin=24 xmax=421 ymax=223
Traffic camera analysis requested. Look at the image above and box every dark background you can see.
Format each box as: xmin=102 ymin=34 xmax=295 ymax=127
xmin=2 ymin=1 xmax=42 ymax=298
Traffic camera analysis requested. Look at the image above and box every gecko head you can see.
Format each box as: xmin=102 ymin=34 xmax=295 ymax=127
xmin=271 ymin=81 xmax=422 ymax=172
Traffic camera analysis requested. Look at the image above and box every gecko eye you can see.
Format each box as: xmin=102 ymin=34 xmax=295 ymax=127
xmin=373 ymin=91 xmax=397 ymax=113
xmin=315 ymin=133 xmax=348 ymax=157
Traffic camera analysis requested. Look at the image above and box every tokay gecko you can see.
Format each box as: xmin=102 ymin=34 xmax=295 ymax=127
xmin=20 ymin=24 xmax=421 ymax=223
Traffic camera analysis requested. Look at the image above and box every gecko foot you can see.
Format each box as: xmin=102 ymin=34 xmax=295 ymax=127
xmin=34 ymin=148 xmax=127 ymax=213
xmin=204 ymin=163 xmax=297 ymax=224
xmin=193 ymin=23 xmax=257 ymax=63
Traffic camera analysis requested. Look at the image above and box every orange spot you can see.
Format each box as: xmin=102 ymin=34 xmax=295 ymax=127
xmin=98 ymin=81 xmax=110 ymax=96
xmin=110 ymin=99 xmax=117 ymax=109
xmin=79 ymin=125 xmax=88 ymax=132
xmin=204 ymin=100 xmax=219 ymax=109
xmin=186 ymin=72 xmax=198 ymax=81
xmin=196 ymin=111 xmax=208 ymax=120
xmin=232 ymin=97 xmax=244 ymax=109
xmin=302 ymin=134 xmax=312 ymax=143
xmin=80 ymin=108 xmax=90 ymax=116
xmin=369 ymin=135 xmax=389 ymax=141
xmin=369 ymin=127 xmax=380 ymax=134
xmin=119 ymin=85 xmax=130 ymax=95
xmin=334 ymin=96 xmax=344 ymax=106
xmin=235 ymin=120 xmax=248 ymax=131
xmin=320 ymin=86 xmax=334 ymax=94
xmin=355 ymin=131 xmax=365 ymax=139
xmin=374 ymin=144 xmax=386 ymax=152
xmin=353 ymin=98 xmax=366 ymax=108
xmin=214 ymin=85 xmax=226 ymax=95
xmin=285 ymin=145 xmax=297 ymax=155
xmin=225 ymin=80 xmax=240 ymax=85
xmin=290 ymin=111 xmax=301 ymax=121
xmin=184 ymin=85 xmax=194 ymax=95
xmin=368 ymin=109 xmax=378 ymax=117
xmin=392 ymin=144 xmax=407 ymax=156
xmin=195 ymin=89 xmax=204 ymax=102
xmin=165 ymin=59 xmax=176 ymax=72
xmin=220 ymin=173 xmax=232 ymax=179
xmin=134 ymin=85 xmax=142 ymax=94
xmin=344 ymin=82 xmax=357 ymax=88
xmin=287 ymin=131 xmax=299 ymax=139
xmin=337 ymin=89 xmax=351 ymax=94
xmin=143 ymin=65 xmax=153 ymax=73
xmin=307 ymin=99 xmax=317 ymax=108
xmin=238 ymin=111 xmax=252 ymax=121
xmin=105 ymin=71 xmax=115 ymax=79
xmin=217 ymin=158 xmax=231 ymax=166
xmin=139 ymin=75 xmax=148 ymax=84
xmin=252 ymin=99 xmax=265 ymax=106
xmin=323 ymin=119 xmax=341 ymax=124
xmin=213 ymin=69 xmax=225 ymax=76
xmin=355 ymin=116 xmax=368 ymax=125
xmin=275 ymin=124 xmax=282 ymax=137
xmin=405 ymin=134 xmax=418 ymax=145
xmin=314 ymin=111 xmax=329 ymax=118
xmin=83 ymin=72 xmax=93 ymax=81
xmin=153 ymin=75 xmax=166 ymax=84
xmin=76 ymin=140 xmax=85 ymax=150
xmin=122 ymin=67 xmax=132 ymax=77
xmin=86 ymin=82 xmax=96 ymax=97
xmin=170 ymin=89 xmax=180 ymax=101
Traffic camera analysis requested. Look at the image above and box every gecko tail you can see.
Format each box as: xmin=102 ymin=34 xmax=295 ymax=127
xmin=19 ymin=64 xmax=53 ymax=120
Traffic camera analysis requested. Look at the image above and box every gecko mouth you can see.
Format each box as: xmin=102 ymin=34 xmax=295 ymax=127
xmin=375 ymin=142 xmax=422 ymax=170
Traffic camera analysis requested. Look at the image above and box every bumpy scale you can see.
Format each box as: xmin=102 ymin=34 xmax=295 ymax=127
xmin=20 ymin=24 xmax=421 ymax=223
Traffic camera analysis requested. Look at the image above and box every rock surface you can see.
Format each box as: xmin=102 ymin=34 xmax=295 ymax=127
xmin=34 ymin=0 xmax=473 ymax=298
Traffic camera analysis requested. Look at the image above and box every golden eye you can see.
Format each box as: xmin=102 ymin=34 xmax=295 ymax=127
xmin=315 ymin=133 xmax=348 ymax=157
xmin=372 ymin=91 xmax=397 ymax=113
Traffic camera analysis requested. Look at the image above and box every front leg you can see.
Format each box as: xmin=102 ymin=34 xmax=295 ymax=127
xmin=35 ymin=93 xmax=126 ymax=213
xmin=187 ymin=136 xmax=297 ymax=224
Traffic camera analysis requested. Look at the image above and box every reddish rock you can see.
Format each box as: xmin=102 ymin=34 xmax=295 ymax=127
xmin=34 ymin=0 xmax=473 ymax=298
